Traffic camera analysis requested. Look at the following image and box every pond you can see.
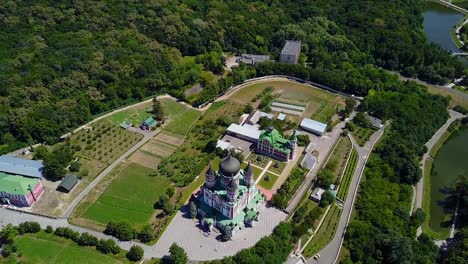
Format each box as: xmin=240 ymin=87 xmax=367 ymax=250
xmin=429 ymin=128 xmax=468 ymax=232
xmin=423 ymin=2 xmax=464 ymax=52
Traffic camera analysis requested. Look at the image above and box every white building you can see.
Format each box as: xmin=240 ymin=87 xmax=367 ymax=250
xmin=310 ymin=187 xmax=325 ymax=203
xmin=300 ymin=118 xmax=327 ymax=136
xmin=226 ymin=124 xmax=261 ymax=143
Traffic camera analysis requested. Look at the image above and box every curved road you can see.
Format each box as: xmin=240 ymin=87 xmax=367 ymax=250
xmin=412 ymin=110 xmax=465 ymax=235
xmin=303 ymin=123 xmax=386 ymax=264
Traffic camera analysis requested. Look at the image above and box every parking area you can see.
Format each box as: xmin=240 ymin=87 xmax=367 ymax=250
xmin=220 ymin=135 xmax=254 ymax=157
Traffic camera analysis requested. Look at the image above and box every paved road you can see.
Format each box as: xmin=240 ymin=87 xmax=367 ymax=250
xmin=63 ymin=128 xmax=159 ymax=218
xmin=304 ymin=124 xmax=386 ymax=264
xmin=285 ymin=112 xmax=356 ymax=214
xmin=412 ymin=110 xmax=464 ymax=235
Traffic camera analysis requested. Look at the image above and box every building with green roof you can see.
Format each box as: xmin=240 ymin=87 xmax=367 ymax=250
xmin=197 ymin=157 xmax=264 ymax=234
xmin=140 ymin=116 xmax=157 ymax=130
xmin=257 ymin=127 xmax=297 ymax=162
xmin=0 ymin=172 xmax=44 ymax=207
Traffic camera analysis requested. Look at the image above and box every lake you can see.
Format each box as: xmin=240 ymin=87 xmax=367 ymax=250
xmin=423 ymin=2 xmax=464 ymax=52
xmin=429 ymin=128 xmax=468 ymax=232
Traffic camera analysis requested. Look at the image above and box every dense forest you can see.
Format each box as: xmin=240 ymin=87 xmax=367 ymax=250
xmin=343 ymin=82 xmax=449 ymax=263
xmin=0 ymin=0 xmax=464 ymax=154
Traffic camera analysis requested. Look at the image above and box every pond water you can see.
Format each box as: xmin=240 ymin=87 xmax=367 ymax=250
xmin=429 ymin=128 xmax=468 ymax=232
xmin=423 ymin=2 xmax=464 ymax=52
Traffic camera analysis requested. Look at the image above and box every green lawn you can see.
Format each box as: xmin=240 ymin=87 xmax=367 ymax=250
xmin=337 ymin=148 xmax=358 ymax=200
xmin=108 ymin=102 xmax=152 ymax=127
xmin=258 ymin=173 xmax=279 ymax=190
xmin=13 ymin=233 xmax=128 ymax=264
xmin=303 ymin=205 xmax=342 ymax=257
xmin=82 ymin=162 xmax=171 ymax=228
xmin=162 ymin=109 xmax=201 ymax=138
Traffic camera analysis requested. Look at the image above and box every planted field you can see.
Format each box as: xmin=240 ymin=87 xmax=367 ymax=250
xmin=71 ymin=121 xmax=143 ymax=178
xmin=310 ymin=102 xmax=337 ymax=124
xmin=303 ymin=205 xmax=342 ymax=257
xmin=81 ymin=162 xmax=171 ymax=228
xmin=329 ymin=137 xmax=352 ymax=180
xmin=14 ymin=233 xmax=128 ymax=264
xmin=337 ymin=148 xmax=358 ymax=200
xmin=351 ymin=125 xmax=376 ymax=146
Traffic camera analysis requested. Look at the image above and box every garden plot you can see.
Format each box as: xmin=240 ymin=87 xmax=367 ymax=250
xmin=131 ymin=138 xmax=178 ymax=169
xmin=271 ymin=100 xmax=306 ymax=116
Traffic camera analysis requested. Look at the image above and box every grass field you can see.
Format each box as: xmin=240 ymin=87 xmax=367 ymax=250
xmin=107 ymin=97 xmax=189 ymax=127
xmin=426 ymin=85 xmax=468 ymax=109
xmin=13 ymin=232 xmax=129 ymax=264
xmin=228 ymin=80 xmax=343 ymax=123
xmin=303 ymin=205 xmax=342 ymax=257
xmin=337 ymin=148 xmax=358 ymax=200
xmin=108 ymin=101 xmax=152 ymax=127
xmin=81 ymin=163 xmax=171 ymax=228
xmin=162 ymin=109 xmax=201 ymax=138
xmin=258 ymin=173 xmax=279 ymax=190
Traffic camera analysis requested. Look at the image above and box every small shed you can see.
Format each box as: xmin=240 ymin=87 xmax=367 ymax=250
xmin=57 ymin=175 xmax=78 ymax=193
xmin=310 ymin=187 xmax=325 ymax=203
xmin=140 ymin=117 xmax=157 ymax=130
xmin=120 ymin=121 xmax=132 ymax=130
xmin=277 ymin=113 xmax=286 ymax=121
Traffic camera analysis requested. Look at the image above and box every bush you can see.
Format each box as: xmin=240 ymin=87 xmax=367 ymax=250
xmin=69 ymin=161 xmax=81 ymax=172
xmin=166 ymin=187 xmax=176 ymax=198
xmin=127 ymin=245 xmax=144 ymax=261
xmin=154 ymin=194 xmax=174 ymax=216
xmin=104 ymin=221 xmax=135 ymax=241
xmin=138 ymin=224 xmax=154 ymax=243
xmin=96 ymin=239 xmax=120 ymax=254
xmin=77 ymin=232 xmax=98 ymax=247
xmin=1 ymin=243 xmax=17 ymax=257
xmin=45 ymin=225 xmax=53 ymax=233
xmin=17 ymin=221 xmax=41 ymax=234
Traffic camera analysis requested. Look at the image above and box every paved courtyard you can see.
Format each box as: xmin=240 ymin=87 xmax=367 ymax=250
xmin=151 ymin=204 xmax=287 ymax=261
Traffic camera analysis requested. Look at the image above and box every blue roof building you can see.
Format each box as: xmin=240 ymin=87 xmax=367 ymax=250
xmin=300 ymin=118 xmax=327 ymax=136
xmin=0 ymin=155 xmax=44 ymax=179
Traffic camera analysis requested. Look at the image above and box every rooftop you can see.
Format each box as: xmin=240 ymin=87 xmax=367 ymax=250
xmin=259 ymin=128 xmax=291 ymax=154
xmin=365 ymin=115 xmax=383 ymax=128
xmin=281 ymin=40 xmax=302 ymax=55
xmin=240 ymin=54 xmax=270 ymax=65
xmin=0 ymin=155 xmax=43 ymax=178
xmin=143 ymin=116 xmax=157 ymax=126
xmin=58 ymin=175 xmax=78 ymax=192
xmin=245 ymin=110 xmax=273 ymax=125
xmin=277 ymin=113 xmax=286 ymax=121
xmin=300 ymin=118 xmax=327 ymax=134
xmin=301 ymin=153 xmax=316 ymax=170
xmin=226 ymin=123 xmax=261 ymax=140
xmin=0 ymin=172 xmax=40 ymax=195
